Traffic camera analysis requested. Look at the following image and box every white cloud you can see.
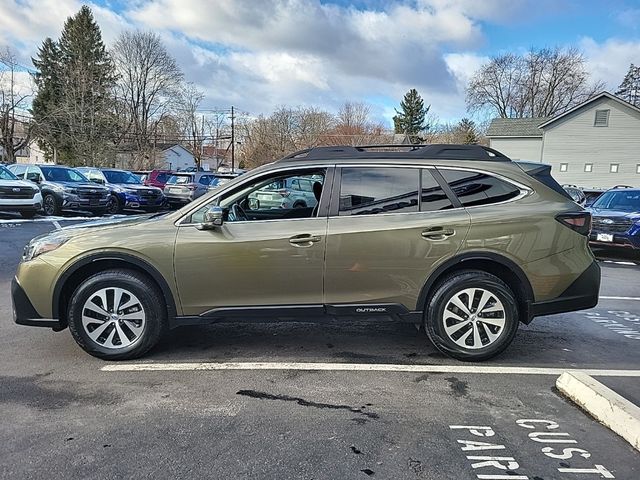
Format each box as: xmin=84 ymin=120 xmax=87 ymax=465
xmin=580 ymin=37 xmax=640 ymax=91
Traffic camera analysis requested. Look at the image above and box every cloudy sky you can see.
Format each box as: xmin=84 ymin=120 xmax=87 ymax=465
xmin=1 ymin=0 xmax=639 ymax=126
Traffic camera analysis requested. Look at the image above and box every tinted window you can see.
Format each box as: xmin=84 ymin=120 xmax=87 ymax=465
xmin=103 ymin=170 xmax=140 ymax=184
xmin=421 ymin=170 xmax=453 ymax=211
xmin=339 ymin=167 xmax=418 ymax=216
xmin=167 ymin=174 xmax=194 ymax=185
xmin=41 ymin=167 xmax=88 ymax=183
xmin=155 ymin=173 xmax=170 ymax=183
xmin=439 ymin=169 xmax=521 ymax=207
xmin=198 ymin=175 xmax=212 ymax=185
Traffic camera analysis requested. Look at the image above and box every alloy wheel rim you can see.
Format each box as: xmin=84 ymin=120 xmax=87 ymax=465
xmin=44 ymin=196 xmax=55 ymax=215
xmin=106 ymin=197 xmax=118 ymax=214
xmin=81 ymin=287 xmax=146 ymax=349
xmin=442 ymin=287 xmax=506 ymax=350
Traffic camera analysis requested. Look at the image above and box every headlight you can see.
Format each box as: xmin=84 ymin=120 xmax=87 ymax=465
xmin=50 ymin=184 xmax=64 ymax=193
xmin=22 ymin=234 xmax=68 ymax=262
xmin=64 ymin=187 xmax=78 ymax=195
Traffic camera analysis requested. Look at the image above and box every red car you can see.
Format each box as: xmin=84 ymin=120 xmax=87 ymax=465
xmin=143 ymin=170 xmax=173 ymax=189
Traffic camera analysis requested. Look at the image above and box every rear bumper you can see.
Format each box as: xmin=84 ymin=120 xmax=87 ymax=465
xmin=530 ymin=261 xmax=600 ymax=318
xmin=11 ymin=277 xmax=62 ymax=329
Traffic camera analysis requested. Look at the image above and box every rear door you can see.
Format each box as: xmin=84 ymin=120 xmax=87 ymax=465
xmin=324 ymin=166 xmax=470 ymax=312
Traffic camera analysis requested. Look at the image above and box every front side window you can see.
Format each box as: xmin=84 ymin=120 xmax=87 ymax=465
xmin=190 ymin=169 xmax=326 ymax=224
xmin=8 ymin=164 xmax=27 ymax=178
xmin=339 ymin=167 xmax=418 ymax=216
xmin=439 ymin=169 xmax=521 ymax=207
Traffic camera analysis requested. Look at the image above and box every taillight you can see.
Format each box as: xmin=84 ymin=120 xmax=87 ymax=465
xmin=556 ymin=212 xmax=591 ymax=236
xmin=277 ymin=189 xmax=291 ymax=197
xmin=188 ymin=184 xmax=198 ymax=191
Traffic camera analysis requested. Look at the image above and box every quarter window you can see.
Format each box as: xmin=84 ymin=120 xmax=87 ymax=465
xmin=421 ymin=170 xmax=453 ymax=211
xmin=339 ymin=167 xmax=418 ymax=216
xmin=439 ymin=169 xmax=521 ymax=207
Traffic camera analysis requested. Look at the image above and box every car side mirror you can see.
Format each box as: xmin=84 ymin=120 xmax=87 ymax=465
xmin=196 ymin=206 xmax=224 ymax=230
xmin=26 ymin=173 xmax=40 ymax=183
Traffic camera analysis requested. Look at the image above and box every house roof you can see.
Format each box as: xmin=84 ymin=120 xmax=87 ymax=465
xmin=486 ymin=117 xmax=549 ymax=137
xmin=538 ymin=91 xmax=640 ymax=128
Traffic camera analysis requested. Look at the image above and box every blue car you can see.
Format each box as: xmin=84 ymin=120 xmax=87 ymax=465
xmin=588 ymin=187 xmax=640 ymax=251
xmin=77 ymin=167 xmax=165 ymax=215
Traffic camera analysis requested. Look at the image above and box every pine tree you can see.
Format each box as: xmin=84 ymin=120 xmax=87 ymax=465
xmin=55 ymin=5 xmax=116 ymax=165
xmin=456 ymin=118 xmax=479 ymax=144
xmin=32 ymin=38 xmax=62 ymax=161
xmin=393 ymin=89 xmax=430 ymax=143
xmin=615 ymin=64 xmax=640 ymax=107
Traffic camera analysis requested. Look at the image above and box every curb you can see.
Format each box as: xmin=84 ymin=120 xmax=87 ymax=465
xmin=557 ymin=371 xmax=640 ymax=451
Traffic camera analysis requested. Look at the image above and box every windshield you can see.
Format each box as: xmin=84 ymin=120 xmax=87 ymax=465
xmin=167 ymin=174 xmax=194 ymax=185
xmin=41 ymin=167 xmax=89 ymax=183
xmin=0 ymin=166 xmax=18 ymax=180
xmin=592 ymin=190 xmax=640 ymax=212
xmin=103 ymin=170 xmax=142 ymax=185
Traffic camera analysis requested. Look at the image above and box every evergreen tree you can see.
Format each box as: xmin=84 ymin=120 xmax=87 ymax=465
xmin=32 ymin=38 xmax=62 ymax=161
xmin=393 ymin=88 xmax=430 ymax=143
xmin=615 ymin=64 xmax=640 ymax=107
xmin=32 ymin=5 xmax=117 ymax=165
xmin=456 ymin=118 xmax=478 ymax=144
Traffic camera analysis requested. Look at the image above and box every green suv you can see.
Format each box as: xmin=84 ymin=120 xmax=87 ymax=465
xmin=11 ymin=145 xmax=600 ymax=361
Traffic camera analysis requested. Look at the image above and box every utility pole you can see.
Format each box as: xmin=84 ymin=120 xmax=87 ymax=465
xmin=230 ymin=105 xmax=235 ymax=173
xmin=200 ymin=114 xmax=205 ymax=169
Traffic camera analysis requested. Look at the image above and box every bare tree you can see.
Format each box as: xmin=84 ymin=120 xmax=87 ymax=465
xmin=467 ymin=47 xmax=605 ymax=118
xmin=112 ymin=30 xmax=183 ymax=157
xmin=0 ymin=48 xmax=33 ymax=164
xmin=176 ymin=82 xmax=204 ymax=167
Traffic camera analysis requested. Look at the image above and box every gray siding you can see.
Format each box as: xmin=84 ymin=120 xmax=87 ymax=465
xmin=489 ymin=137 xmax=543 ymax=161
xmin=542 ymin=97 xmax=640 ymax=188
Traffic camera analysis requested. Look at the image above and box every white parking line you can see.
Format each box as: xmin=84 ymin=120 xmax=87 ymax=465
xmin=101 ymin=362 xmax=640 ymax=376
xmin=600 ymin=296 xmax=640 ymax=301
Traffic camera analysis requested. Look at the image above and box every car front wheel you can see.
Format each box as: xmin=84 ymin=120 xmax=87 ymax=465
xmin=42 ymin=193 xmax=61 ymax=216
xmin=424 ymin=270 xmax=519 ymax=361
xmin=67 ymin=270 xmax=167 ymax=360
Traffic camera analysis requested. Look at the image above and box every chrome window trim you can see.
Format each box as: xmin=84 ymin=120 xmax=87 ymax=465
xmin=176 ymin=162 xmax=532 ymax=225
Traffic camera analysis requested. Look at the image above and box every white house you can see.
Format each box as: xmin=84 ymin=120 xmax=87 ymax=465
xmin=161 ymin=144 xmax=195 ymax=171
xmin=487 ymin=92 xmax=640 ymax=188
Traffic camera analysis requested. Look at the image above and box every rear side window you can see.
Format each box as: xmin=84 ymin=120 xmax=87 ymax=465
xmin=421 ymin=170 xmax=453 ymax=211
xmin=439 ymin=169 xmax=521 ymax=207
xmin=155 ymin=173 xmax=170 ymax=183
xmin=339 ymin=167 xmax=418 ymax=216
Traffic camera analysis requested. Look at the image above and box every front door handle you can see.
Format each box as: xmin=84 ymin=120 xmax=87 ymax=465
xmin=421 ymin=227 xmax=455 ymax=241
xmin=289 ymin=234 xmax=322 ymax=247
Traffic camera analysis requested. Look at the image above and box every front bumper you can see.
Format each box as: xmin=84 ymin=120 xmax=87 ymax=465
xmin=62 ymin=194 xmax=109 ymax=211
xmin=0 ymin=193 xmax=43 ymax=211
xmin=11 ymin=277 xmax=62 ymax=330
xmin=589 ymin=228 xmax=640 ymax=250
xmin=530 ymin=261 xmax=600 ymax=318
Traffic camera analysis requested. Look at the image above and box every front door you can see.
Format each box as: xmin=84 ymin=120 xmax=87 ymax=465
xmin=324 ymin=166 xmax=470 ymax=312
xmin=174 ymin=167 xmax=331 ymax=315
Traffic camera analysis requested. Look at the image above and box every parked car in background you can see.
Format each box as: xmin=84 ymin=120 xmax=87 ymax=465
xmin=8 ymin=164 xmax=110 ymax=216
xmin=588 ymin=187 xmax=640 ymax=251
xmin=163 ymin=172 xmax=219 ymax=207
xmin=0 ymin=165 xmax=42 ymax=218
xmin=77 ymin=167 xmax=165 ymax=215
xmin=562 ymin=185 xmax=586 ymax=206
xmin=248 ymin=175 xmax=319 ymax=209
xmin=583 ymin=188 xmax=605 ymax=207
xmin=143 ymin=169 xmax=173 ymax=189
xmin=131 ymin=170 xmax=149 ymax=183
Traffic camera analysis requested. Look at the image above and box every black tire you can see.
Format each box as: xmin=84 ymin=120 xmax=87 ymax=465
xmin=67 ymin=269 xmax=167 ymax=360
xmin=20 ymin=210 xmax=37 ymax=219
xmin=292 ymin=201 xmax=306 ymax=208
xmin=42 ymin=193 xmax=61 ymax=216
xmin=424 ymin=270 xmax=519 ymax=362
xmin=106 ymin=195 xmax=122 ymax=215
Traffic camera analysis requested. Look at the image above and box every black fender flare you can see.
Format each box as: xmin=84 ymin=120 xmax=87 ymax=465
xmin=52 ymin=252 xmax=178 ymax=321
xmin=416 ymin=251 xmax=534 ymax=314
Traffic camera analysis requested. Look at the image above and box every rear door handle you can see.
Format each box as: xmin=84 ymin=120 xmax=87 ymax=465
xmin=421 ymin=227 xmax=455 ymax=240
xmin=289 ymin=234 xmax=322 ymax=247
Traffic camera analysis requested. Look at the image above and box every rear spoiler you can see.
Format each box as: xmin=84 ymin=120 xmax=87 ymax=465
xmin=515 ymin=161 xmax=573 ymax=200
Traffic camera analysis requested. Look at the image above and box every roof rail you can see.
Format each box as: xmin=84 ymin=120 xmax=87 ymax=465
xmin=276 ymin=144 xmax=511 ymax=162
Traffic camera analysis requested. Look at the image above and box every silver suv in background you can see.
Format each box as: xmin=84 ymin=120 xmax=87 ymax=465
xmin=249 ymin=175 xmax=320 ymax=209
xmin=163 ymin=172 xmax=220 ymax=207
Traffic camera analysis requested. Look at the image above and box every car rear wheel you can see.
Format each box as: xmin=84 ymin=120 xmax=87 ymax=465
xmin=67 ymin=270 xmax=167 ymax=360
xmin=42 ymin=194 xmax=61 ymax=216
xmin=424 ymin=270 xmax=519 ymax=361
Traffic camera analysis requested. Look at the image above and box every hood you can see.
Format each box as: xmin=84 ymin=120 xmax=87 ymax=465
xmin=58 ymin=212 xmax=169 ymax=237
xmin=0 ymin=179 xmax=39 ymax=189
xmin=589 ymin=208 xmax=640 ymax=221
xmin=43 ymin=180 xmax=109 ymax=191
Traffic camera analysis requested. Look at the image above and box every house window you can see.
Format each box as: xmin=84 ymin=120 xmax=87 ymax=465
xmin=636 ymin=164 xmax=640 ymax=174
xmin=594 ymin=109 xmax=610 ymax=127
xmin=610 ymin=164 xmax=619 ymax=173
xmin=560 ymin=163 xmax=568 ymax=172
xmin=584 ymin=163 xmax=593 ymax=172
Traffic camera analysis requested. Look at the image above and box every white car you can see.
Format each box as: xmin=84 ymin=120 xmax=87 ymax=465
xmin=0 ymin=165 xmax=43 ymax=218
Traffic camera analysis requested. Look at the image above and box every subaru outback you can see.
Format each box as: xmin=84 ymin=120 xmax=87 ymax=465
xmin=11 ymin=145 xmax=600 ymax=361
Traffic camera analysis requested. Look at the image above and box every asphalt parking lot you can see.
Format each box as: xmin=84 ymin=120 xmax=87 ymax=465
xmin=1 ymin=216 xmax=639 ymax=479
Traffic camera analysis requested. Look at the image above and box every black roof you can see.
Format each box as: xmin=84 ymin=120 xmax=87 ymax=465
xmin=276 ymin=144 xmax=510 ymax=163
